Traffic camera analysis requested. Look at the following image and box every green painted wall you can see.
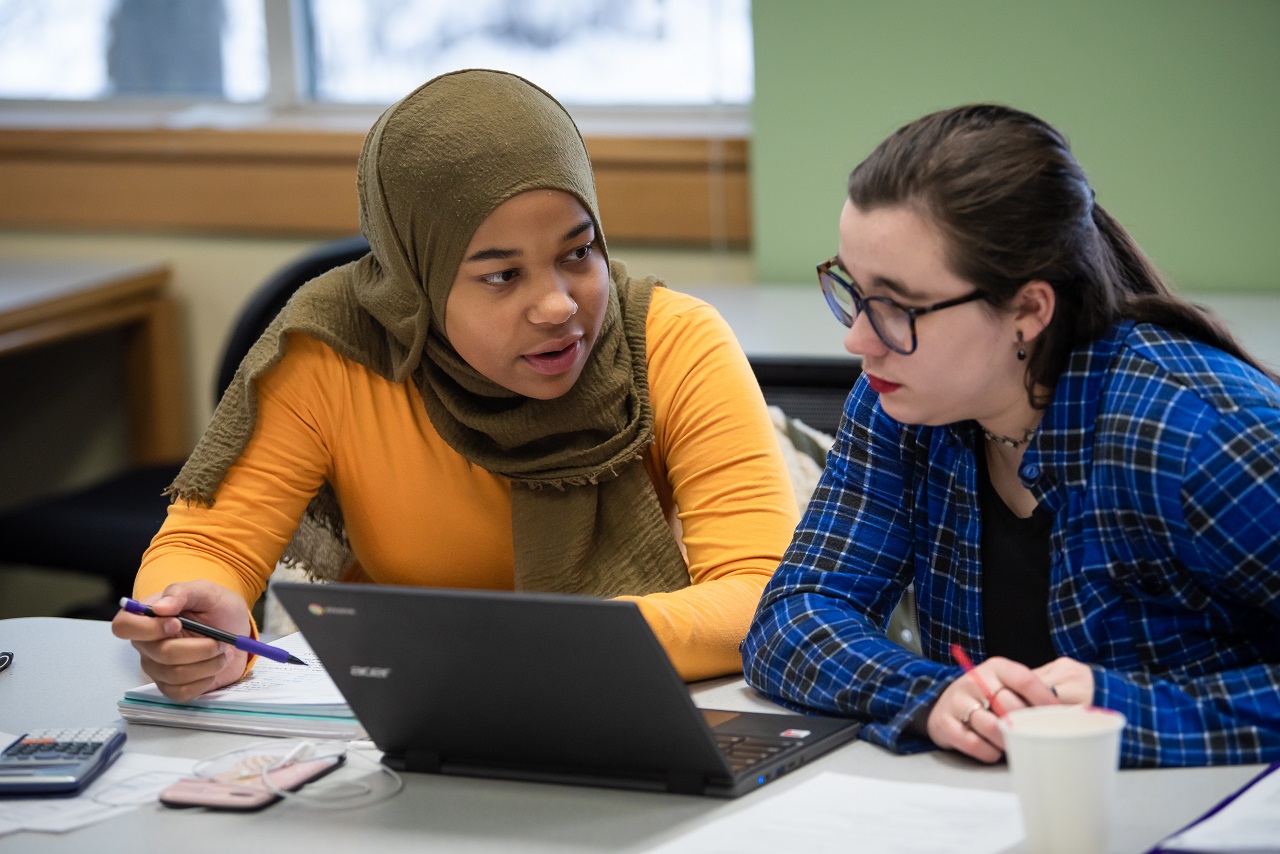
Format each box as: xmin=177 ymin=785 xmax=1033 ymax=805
xmin=751 ymin=1 xmax=1280 ymax=292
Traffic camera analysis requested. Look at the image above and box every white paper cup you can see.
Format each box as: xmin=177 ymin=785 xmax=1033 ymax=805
xmin=998 ymin=705 xmax=1126 ymax=854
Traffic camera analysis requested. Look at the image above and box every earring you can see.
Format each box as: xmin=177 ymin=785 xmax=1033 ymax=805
xmin=1016 ymin=330 xmax=1027 ymax=361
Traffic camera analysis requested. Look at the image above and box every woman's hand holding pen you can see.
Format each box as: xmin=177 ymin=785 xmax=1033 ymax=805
xmin=926 ymin=656 xmax=1063 ymax=763
xmin=111 ymin=580 xmax=251 ymax=702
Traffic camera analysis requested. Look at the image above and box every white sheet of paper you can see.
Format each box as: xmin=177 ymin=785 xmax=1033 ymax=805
xmin=1158 ymin=764 xmax=1280 ymax=852
xmin=0 ymin=732 xmax=196 ymax=837
xmin=644 ymin=772 xmax=1023 ymax=854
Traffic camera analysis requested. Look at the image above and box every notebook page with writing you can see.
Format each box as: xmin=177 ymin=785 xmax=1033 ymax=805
xmin=122 ymin=632 xmax=350 ymax=715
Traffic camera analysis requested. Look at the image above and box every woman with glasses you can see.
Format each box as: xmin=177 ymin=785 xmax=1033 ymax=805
xmin=113 ymin=70 xmax=800 ymax=701
xmin=742 ymin=104 xmax=1280 ymax=768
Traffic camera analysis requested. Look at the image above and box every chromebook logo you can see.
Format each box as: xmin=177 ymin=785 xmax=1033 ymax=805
xmin=307 ymin=604 xmax=356 ymax=616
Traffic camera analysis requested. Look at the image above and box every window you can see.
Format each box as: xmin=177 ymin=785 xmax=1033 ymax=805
xmin=0 ymin=0 xmax=751 ymax=112
xmin=305 ymin=0 xmax=751 ymax=107
xmin=0 ymin=0 xmax=267 ymax=101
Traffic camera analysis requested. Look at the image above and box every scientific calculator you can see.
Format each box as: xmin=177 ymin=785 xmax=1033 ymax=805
xmin=0 ymin=727 xmax=127 ymax=795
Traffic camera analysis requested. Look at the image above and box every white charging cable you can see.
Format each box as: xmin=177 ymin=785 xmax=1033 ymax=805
xmin=193 ymin=738 xmax=403 ymax=809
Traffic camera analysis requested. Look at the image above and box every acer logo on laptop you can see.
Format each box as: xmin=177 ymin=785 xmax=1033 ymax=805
xmin=349 ymin=665 xmax=392 ymax=679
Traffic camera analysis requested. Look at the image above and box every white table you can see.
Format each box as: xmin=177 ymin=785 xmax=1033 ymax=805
xmin=0 ymin=617 xmax=1261 ymax=853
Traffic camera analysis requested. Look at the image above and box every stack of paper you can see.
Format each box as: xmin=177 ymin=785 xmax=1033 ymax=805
xmin=117 ymin=632 xmax=366 ymax=739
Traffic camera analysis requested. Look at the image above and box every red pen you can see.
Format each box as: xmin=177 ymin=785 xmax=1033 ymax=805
xmin=951 ymin=643 xmax=1007 ymax=718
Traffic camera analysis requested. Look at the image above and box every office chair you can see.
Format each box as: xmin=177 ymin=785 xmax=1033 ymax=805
xmin=748 ymin=354 xmax=860 ymax=437
xmin=0 ymin=235 xmax=372 ymax=619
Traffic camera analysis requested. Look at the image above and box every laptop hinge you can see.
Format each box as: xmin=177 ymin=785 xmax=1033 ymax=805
xmin=403 ymin=750 xmax=442 ymax=773
xmin=664 ymin=771 xmax=708 ymax=796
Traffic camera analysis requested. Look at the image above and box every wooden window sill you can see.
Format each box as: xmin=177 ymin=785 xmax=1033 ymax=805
xmin=0 ymin=126 xmax=749 ymax=246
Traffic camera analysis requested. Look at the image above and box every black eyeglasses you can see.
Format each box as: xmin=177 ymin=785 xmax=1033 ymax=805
xmin=817 ymin=257 xmax=985 ymax=355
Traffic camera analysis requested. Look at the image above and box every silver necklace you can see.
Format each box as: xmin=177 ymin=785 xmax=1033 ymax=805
xmin=981 ymin=426 xmax=1037 ymax=448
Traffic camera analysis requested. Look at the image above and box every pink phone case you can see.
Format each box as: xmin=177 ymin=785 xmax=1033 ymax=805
xmin=159 ymin=755 xmax=344 ymax=811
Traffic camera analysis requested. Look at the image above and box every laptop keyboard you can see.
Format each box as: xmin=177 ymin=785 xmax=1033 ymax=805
xmin=715 ymin=734 xmax=799 ymax=773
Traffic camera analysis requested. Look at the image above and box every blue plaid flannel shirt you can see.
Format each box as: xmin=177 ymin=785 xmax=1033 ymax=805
xmin=743 ymin=322 xmax=1280 ymax=767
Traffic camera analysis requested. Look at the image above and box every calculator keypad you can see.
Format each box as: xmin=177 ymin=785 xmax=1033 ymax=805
xmin=3 ymin=728 xmax=119 ymax=764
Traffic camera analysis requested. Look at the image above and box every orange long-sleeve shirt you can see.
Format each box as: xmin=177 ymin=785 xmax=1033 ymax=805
xmin=137 ymin=287 xmax=799 ymax=680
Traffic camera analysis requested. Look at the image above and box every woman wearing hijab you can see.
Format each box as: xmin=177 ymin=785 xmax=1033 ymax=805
xmin=742 ymin=104 xmax=1280 ymax=768
xmin=113 ymin=70 xmax=799 ymax=701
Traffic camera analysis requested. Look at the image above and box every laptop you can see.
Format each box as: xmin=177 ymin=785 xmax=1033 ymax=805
xmin=274 ymin=582 xmax=861 ymax=797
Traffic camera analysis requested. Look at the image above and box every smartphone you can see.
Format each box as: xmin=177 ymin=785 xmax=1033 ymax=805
xmin=159 ymin=754 xmax=345 ymax=811
xmin=0 ymin=727 xmax=127 ymax=795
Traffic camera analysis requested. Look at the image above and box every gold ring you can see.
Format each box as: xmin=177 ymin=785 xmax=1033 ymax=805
xmin=959 ymin=699 xmax=988 ymax=727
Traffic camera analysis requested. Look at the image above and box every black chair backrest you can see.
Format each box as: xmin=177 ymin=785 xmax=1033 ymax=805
xmin=748 ymin=355 xmax=862 ymax=437
xmin=214 ymin=235 xmax=372 ymax=401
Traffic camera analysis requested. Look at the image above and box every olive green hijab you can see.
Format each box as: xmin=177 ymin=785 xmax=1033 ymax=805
xmin=167 ymin=69 xmax=690 ymax=598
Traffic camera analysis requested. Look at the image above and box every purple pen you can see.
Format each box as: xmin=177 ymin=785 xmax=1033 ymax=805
xmin=119 ymin=597 xmax=307 ymax=666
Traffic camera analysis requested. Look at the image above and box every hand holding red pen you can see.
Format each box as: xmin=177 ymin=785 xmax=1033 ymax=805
xmin=924 ymin=646 xmax=1061 ymax=764
xmin=951 ymin=644 xmax=1010 ymax=717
